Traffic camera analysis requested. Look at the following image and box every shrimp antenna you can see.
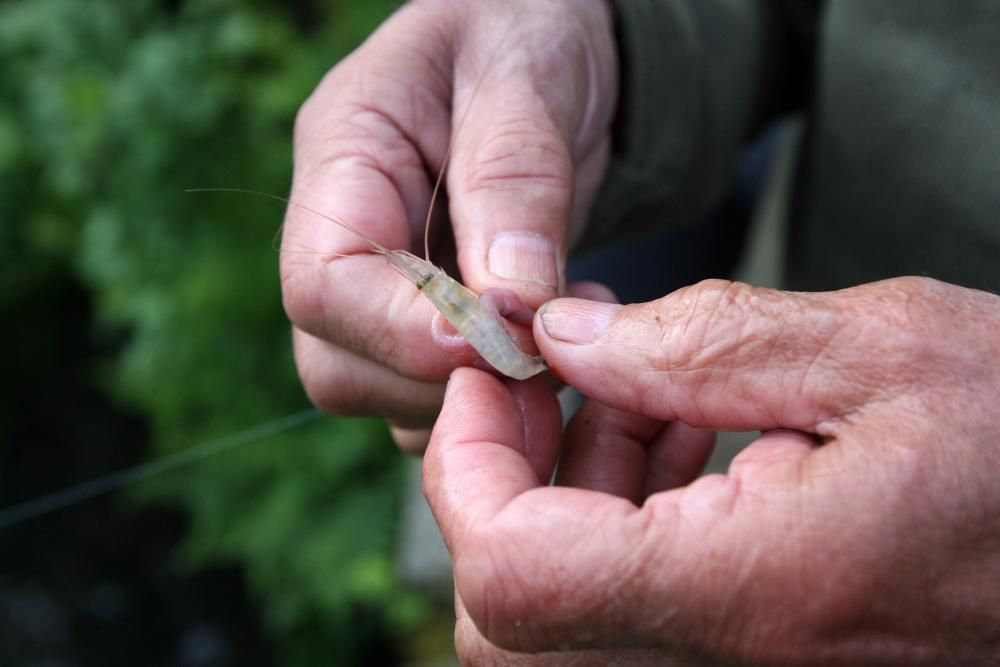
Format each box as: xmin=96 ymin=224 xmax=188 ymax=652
xmin=424 ymin=23 xmax=513 ymax=262
xmin=270 ymin=223 xmax=358 ymax=259
xmin=186 ymin=187 xmax=390 ymax=254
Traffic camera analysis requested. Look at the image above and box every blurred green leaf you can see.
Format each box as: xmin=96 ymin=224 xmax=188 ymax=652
xmin=0 ymin=0 xmax=442 ymax=664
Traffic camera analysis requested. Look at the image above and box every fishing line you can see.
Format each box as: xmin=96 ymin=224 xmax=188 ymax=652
xmin=0 ymin=407 xmax=323 ymax=530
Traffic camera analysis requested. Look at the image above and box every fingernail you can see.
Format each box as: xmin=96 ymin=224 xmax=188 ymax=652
xmin=487 ymin=233 xmax=558 ymax=287
xmin=540 ymin=299 xmax=619 ymax=344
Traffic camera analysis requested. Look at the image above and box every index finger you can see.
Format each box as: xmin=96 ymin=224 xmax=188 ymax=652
xmin=425 ymin=369 xmax=719 ymax=654
xmin=280 ymin=5 xmax=464 ymax=379
xmin=422 ymin=368 xmax=563 ymax=548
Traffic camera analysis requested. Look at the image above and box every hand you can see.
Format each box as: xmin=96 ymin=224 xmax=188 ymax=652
xmin=280 ymin=0 xmax=617 ymax=449
xmin=424 ymin=277 xmax=1000 ymax=666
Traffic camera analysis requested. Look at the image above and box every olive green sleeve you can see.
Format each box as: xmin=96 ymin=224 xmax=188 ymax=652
xmin=579 ymin=0 xmax=819 ymax=251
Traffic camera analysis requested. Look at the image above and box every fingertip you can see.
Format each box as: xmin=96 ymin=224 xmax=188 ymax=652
xmin=389 ymin=424 xmax=433 ymax=454
xmin=532 ymin=299 xmax=665 ymax=425
xmin=442 ymin=366 xmax=503 ymax=407
xmin=432 ymin=312 xmax=477 ymax=355
xmin=728 ymin=428 xmax=820 ymax=483
xmin=434 ymin=367 xmax=523 ymax=455
xmin=455 ymin=219 xmax=566 ymax=312
xmin=439 ymin=369 xmax=559 ymax=476
xmin=481 ymin=232 xmax=563 ymax=303
xmin=479 ymin=287 xmax=536 ymax=327
xmin=505 ymin=375 xmax=563 ymax=484
xmin=535 ymin=298 xmax=620 ymax=347
xmin=534 ymin=283 xmax=618 ymax=359
xmin=424 ymin=367 xmax=547 ymax=547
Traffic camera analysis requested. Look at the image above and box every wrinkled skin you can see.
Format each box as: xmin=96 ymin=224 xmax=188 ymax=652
xmin=424 ymin=277 xmax=1000 ymax=666
xmin=287 ymin=1 xmax=1000 ymax=664
xmin=281 ymin=0 xmax=617 ymax=448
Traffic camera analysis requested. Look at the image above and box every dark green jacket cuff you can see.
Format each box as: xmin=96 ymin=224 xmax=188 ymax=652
xmin=581 ymin=0 xmax=817 ymax=251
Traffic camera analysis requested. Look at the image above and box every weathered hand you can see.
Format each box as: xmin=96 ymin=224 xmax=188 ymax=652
xmin=281 ymin=0 xmax=617 ymax=449
xmin=424 ymin=277 xmax=1000 ymax=666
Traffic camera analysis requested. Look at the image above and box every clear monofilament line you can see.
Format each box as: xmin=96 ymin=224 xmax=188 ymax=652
xmin=0 ymin=408 xmax=323 ymax=530
xmin=423 ymin=19 xmax=517 ymax=263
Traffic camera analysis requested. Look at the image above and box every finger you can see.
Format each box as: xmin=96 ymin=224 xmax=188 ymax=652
xmin=556 ymin=402 xmax=716 ymax=505
xmin=449 ymin=79 xmax=571 ymax=306
xmin=290 ymin=4 xmax=454 ymax=244
xmin=536 ymin=279 xmax=904 ymax=433
xmin=281 ymin=5 xmax=466 ymax=379
xmin=642 ymin=422 xmax=716 ymax=498
xmin=426 ymin=370 xmax=729 ymax=654
xmin=293 ymin=327 xmax=445 ymax=429
xmin=387 ymin=425 xmax=433 ymax=455
xmin=727 ymin=428 xmax=819 ymax=485
xmin=447 ymin=7 xmax=617 ymax=308
xmin=556 ymin=400 xmax=663 ymax=504
xmin=508 ymin=376 xmax=564 ymax=485
xmin=454 ymin=589 xmax=675 ymax=667
xmin=423 ymin=368 xmax=562 ymax=549
xmin=551 ymin=283 xmax=642 ymax=501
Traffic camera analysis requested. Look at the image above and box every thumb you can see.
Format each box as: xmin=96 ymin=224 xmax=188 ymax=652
xmin=448 ymin=79 xmax=573 ymax=307
xmin=444 ymin=4 xmax=616 ymax=309
xmin=535 ymin=279 xmax=908 ymax=433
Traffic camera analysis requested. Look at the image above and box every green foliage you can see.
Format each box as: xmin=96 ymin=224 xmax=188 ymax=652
xmin=0 ymin=0 xmax=438 ymax=663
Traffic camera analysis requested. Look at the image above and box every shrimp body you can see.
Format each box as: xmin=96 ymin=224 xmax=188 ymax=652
xmin=382 ymin=249 xmax=547 ymax=380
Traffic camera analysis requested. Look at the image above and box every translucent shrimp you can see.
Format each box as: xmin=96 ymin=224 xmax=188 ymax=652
xmin=381 ymin=249 xmax=547 ymax=381
xmin=303 ymin=199 xmax=548 ymax=381
xmin=188 ymin=189 xmax=547 ymax=380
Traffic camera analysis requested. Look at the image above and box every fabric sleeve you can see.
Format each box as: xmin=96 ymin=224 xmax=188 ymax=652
xmin=579 ymin=0 xmax=819 ymax=251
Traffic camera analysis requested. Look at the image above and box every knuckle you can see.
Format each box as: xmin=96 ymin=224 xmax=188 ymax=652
xmin=853 ymin=277 xmax=994 ymax=407
xmin=845 ymin=278 xmax=947 ymax=382
xmin=279 ymin=264 xmax=317 ymax=330
xmin=645 ymin=279 xmax=760 ymax=375
xmin=298 ymin=359 xmax=362 ymax=417
xmin=865 ymin=276 xmax=941 ymax=332
xmin=463 ymin=117 xmax=571 ymax=195
xmin=361 ymin=322 xmax=403 ymax=369
xmin=292 ymin=60 xmax=354 ymax=148
xmin=292 ymin=81 xmax=321 ymax=141
xmin=886 ymin=275 xmax=941 ymax=303
xmin=296 ymin=107 xmax=420 ymax=192
xmin=293 ymin=61 xmax=432 ymax=190
xmin=293 ymin=338 xmax=374 ymax=418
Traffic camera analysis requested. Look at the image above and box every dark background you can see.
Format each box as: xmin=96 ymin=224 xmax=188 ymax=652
xmin=0 ymin=1 xmax=456 ymax=664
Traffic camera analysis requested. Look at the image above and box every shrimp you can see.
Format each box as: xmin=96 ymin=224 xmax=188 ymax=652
xmin=187 ymin=188 xmax=548 ymax=380
xmin=380 ymin=248 xmax=547 ymax=381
